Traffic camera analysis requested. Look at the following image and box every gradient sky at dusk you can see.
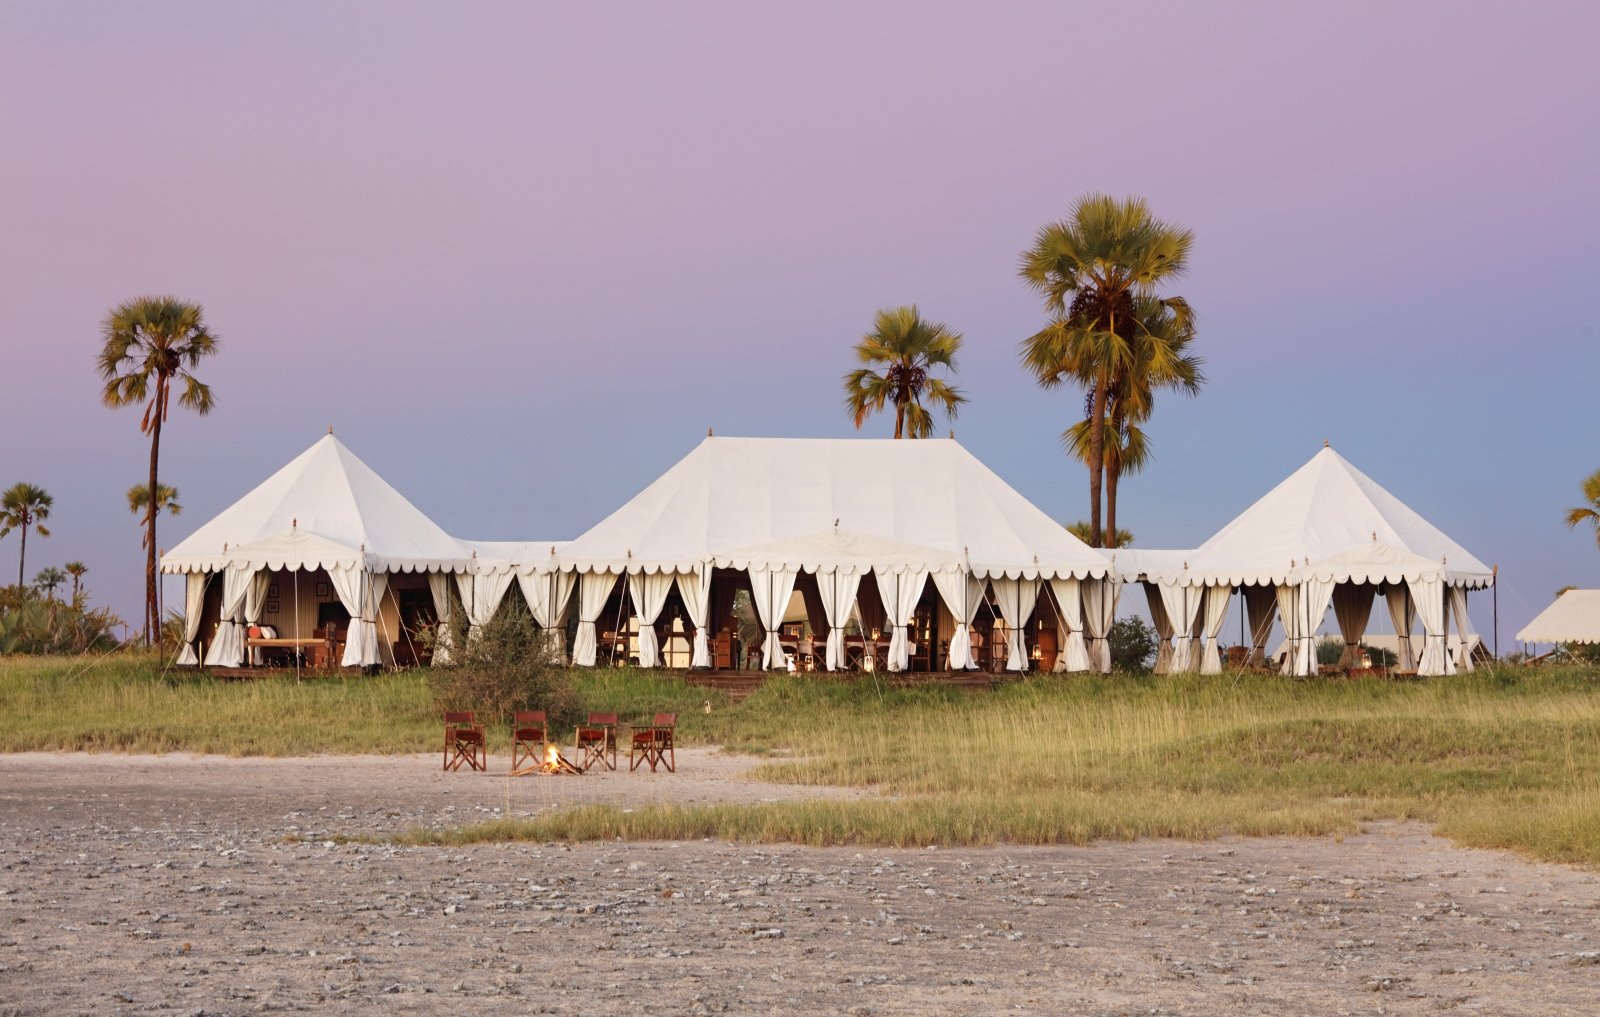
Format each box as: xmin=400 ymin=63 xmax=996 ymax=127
xmin=3 ymin=2 xmax=1598 ymax=644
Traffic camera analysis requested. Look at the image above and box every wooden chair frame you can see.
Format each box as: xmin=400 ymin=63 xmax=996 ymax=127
xmin=510 ymin=710 xmax=547 ymax=776
xmin=629 ymin=713 xmax=677 ymax=773
xmin=574 ymin=712 xmax=618 ymax=772
xmin=443 ymin=711 xmax=487 ymax=772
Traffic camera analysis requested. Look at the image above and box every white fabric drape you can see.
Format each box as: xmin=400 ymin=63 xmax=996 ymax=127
xmin=930 ymin=571 xmax=984 ymax=670
xmin=674 ymin=568 xmax=713 ymax=669
xmin=203 ymin=565 xmax=253 ymax=667
xmin=1199 ymin=585 xmax=1232 ymax=674
xmin=1082 ymin=577 xmax=1114 ymax=673
xmin=517 ymin=570 xmax=577 ymax=663
xmin=455 ymin=572 xmax=516 ymax=640
xmin=816 ymin=569 xmax=864 ymax=671
xmin=1295 ymin=577 xmax=1336 ymax=677
xmin=1412 ymin=577 xmax=1449 ymax=676
xmin=874 ymin=568 xmax=927 ymax=672
xmin=991 ymin=577 xmax=1042 ymax=671
xmin=428 ymin=572 xmax=455 ymax=664
xmin=1332 ymin=583 xmax=1375 ymax=668
xmin=329 ymin=568 xmax=387 ymax=667
xmin=628 ymin=571 xmax=675 ymax=668
xmin=748 ymin=567 xmax=799 ymax=670
xmin=1276 ymin=584 xmax=1298 ymax=675
xmin=1449 ymin=586 xmax=1476 ymax=672
xmin=176 ymin=571 xmax=209 ymax=665
xmin=1385 ymin=584 xmax=1417 ymax=670
xmin=1160 ymin=584 xmax=1202 ymax=674
xmin=573 ymin=571 xmax=620 ymax=667
xmin=1047 ymin=577 xmax=1092 ymax=673
xmin=1144 ymin=582 xmax=1175 ymax=674
xmin=1242 ymin=584 xmax=1277 ymax=667
xmin=244 ymin=569 xmax=271 ymax=665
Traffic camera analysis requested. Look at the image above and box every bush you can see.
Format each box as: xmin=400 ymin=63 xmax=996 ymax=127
xmin=0 ymin=585 xmax=124 ymax=655
xmin=426 ymin=600 xmax=577 ymax=726
xmin=1109 ymin=616 xmax=1157 ymax=672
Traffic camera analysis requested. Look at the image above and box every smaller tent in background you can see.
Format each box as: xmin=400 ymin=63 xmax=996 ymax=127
xmin=161 ymin=433 xmax=474 ymax=669
xmin=1517 ymin=589 xmax=1600 ymax=647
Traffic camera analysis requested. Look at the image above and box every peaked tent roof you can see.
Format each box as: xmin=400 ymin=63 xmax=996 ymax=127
xmin=709 ymin=529 xmax=967 ymax=574
xmin=543 ymin=437 xmax=1111 ymax=579
xmin=1147 ymin=446 xmax=1491 ymax=588
xmin=162 ymin=434 xmax=474 ymax=574
xmin=1516 ymin=590 xmax=1600 ymax=644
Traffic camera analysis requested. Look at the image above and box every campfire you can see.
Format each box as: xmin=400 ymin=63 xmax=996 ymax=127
xmin=536 ymin=743 xmax=583 ymax=775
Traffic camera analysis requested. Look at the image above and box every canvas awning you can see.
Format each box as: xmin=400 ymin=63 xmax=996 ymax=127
xmin=1516 ymin=590 xmax=1600 ymax=644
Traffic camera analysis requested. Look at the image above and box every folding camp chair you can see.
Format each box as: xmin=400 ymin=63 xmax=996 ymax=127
xmin=443 ymin=711 xmax=486 ymax=772
xmin=629 ymin=713 xmax=677 ymax=773
xmin=510 ymin=710 xmax=547 ymax=776
xmin=574 ymin=712 xmax=618 ymax=772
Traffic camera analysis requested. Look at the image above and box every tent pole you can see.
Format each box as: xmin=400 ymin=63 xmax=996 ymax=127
xmin=1492 ymin=567 xmax=1499 ymax=662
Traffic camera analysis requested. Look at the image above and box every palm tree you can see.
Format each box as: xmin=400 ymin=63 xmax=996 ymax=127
xmin=33 ymin=567 xmax=66 ymax=601
xmin=1019 ymin=194 xmax=1195 ymax=546
xmin=0 ymin=483 xmax=53 ymax=588
xmin=64 ymin=561 xmax=88 ymax=602
xmin=1564 ymin=469 xmax=1600 ymax=549
xmin=127 ymin=484 xmax=182 ymax=548
xmin=1068 ymin=520 xmax=1134 ymax=547
xmin=843 ymin=305 xmax=966 ymax=439
xmin=98 ymin=297 xmax=219 ymax=645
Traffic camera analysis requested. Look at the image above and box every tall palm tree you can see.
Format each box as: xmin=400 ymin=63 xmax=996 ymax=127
xmin=0 ymin=483 xmax=53 ymax=588
xmin=1057 ymin=296 xmax=1202 ymax=547
xmin=33 ymin=567 xmax=66 ymax=601
xmin=64 ymin=561 xmax=88 ymax=602
xmin=98 ymin=297 xmax=219 ymax=645
xmin=1564 ymin=469 xmax=1600 ymax=549
xmin=127 ymin=484 xmax=182 ymax=548
xmin=1019 ymin=194 xmax=1195 ymax=546
xmin=843 ymin=305 xmax=966 ymax=439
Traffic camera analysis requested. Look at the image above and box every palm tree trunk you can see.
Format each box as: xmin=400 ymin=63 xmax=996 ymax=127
xmin=145 ymin=379 xmax=165 ymax=646
xmin=1106 ymin=463 xmax=1120 ymax=550
xmin=1087 ymin=375 xmax=1108 ymax=547
xmin=17 ymin=519 xmax=25 ymax=588
xmin=894 ymin=399 xmax=905 ymax=439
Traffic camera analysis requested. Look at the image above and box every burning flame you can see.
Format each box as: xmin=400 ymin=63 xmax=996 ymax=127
xmin=544 ymin=743 xmax=561 ymax=766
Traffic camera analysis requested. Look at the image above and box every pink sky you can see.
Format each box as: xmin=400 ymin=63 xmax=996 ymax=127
xmin=3 ymin=2 xmax=1597 ymax=642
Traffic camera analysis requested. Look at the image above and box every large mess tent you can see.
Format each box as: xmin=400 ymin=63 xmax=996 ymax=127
xmin=161 ymin=434 xmax=475 ymax=668
xmin=1119 ymin=445 xmax=1492 ymax=676
xmin=480 ymin=436 xmax=1116 ymax=673
xmin=1517 ymin=590 xmax=1600 ymax=646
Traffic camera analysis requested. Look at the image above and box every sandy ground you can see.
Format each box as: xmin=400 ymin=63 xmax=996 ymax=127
xmin=1 ymin=753 xmax=1597 ymax=1016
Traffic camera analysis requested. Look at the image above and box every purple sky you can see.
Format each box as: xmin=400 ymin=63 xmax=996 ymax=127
xmin=3 ymin=2 xmax=1598 ymax=645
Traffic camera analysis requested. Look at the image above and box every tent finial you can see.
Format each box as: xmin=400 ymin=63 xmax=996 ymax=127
xmin=1323 ymin=438 xmax=1328 ymax=447
xmin=708 ymin=427 xmax=713 ymax=437
xmin=329 ymin=426 xmax=333 ymax=435
xmin=949 ymin=429 xmax=954 ymax=439
xmin=627 ymin=549 xmax=632 ymax=558
xmin=292 ymin=518 xmax=297 ymax=528
xmin=223 ymin=542 xmax=228 ymax=553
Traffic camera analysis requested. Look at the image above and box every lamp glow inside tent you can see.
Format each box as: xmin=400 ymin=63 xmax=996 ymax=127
xmin=1118 ymin=445 xmax=1492 ymax=676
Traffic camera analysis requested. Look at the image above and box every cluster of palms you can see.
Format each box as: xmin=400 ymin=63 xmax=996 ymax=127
xmin=842 ymin=193 xmax=1202 ymax=549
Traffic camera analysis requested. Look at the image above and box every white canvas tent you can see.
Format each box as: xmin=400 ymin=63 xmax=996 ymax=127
xmin=491 ymin=437 xmax=1115 ymax=672
xmin=162 ymin=434 xmax=474 ymax=668
xmin=1517 ymin=590 xmax=1600 ymax=645
xmin=1122 ymin=445 xmax=1492 ymax=677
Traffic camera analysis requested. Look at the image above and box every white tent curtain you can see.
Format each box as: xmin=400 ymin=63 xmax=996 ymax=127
xmin=1160 ymin=584 xmax=1202 ymax=674
xmin=1144 ymin=582 xmax=1175 ymax=674
xmin=628 ymin=571 xmax=675 ymax=668
xmin=1332 ymin=583 xmax=1376 ymax=668
xmin=1199 ymin=585 xmax=1232 ymax=674
xmin=428 ymin=572 xmax=455 ymax=664
xmin=1295 ymin=577 xmax=1336 ymax=677
xmin=1242 ymin=584 xmax=1277 ymax=667
xmin=1276 ymin=584 xmax=1298 ymax=675
xmin=748 ymin=567 xmax=799 ymax=670
xmin=1411 ymin=577 xmax=1449 ymax=675
xmin=1082 ymin=577 xmax=1115 ymax=673
xmin=874 ymin=568 xmax=927 ymax=672
xmin=244 ymin=569 xmax=271 ymax=665
xmin=1384 ymin=584 xmax=1417 ymax=670
xmin=991 ymin=576 xmax=1042 ymax=671
xmin=674 ymin=568 xmax=713 ymax=669
xmin=455 ymin=572 xmax=515 ymax=641
xmin=517 ymin=570 xmax=577 ymax=663
xmin=330 ymin=568 xmax=388 ymax=667
xmin=1449 ymin=586 xmax=1476 ymax=672
xmin=1047 ymin=577 xmax=1092 ymax=673
xmin=203 ymin=565 xmax=254 ymax=667
xmin=573 ymin=571 xmax=619 ymax=667
xmin=816 ymin=568 xmax=864 ymax=671
xmin=176 ymin=571 xmax=209 ymax=665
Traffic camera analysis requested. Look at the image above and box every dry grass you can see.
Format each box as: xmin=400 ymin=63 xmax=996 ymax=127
xmin=5 ymin=653 xmax=1600 ymax=863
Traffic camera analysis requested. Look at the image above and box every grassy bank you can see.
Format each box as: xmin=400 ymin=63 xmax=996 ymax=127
xmin=4 ymin=653 xmax=1600 ymax=863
